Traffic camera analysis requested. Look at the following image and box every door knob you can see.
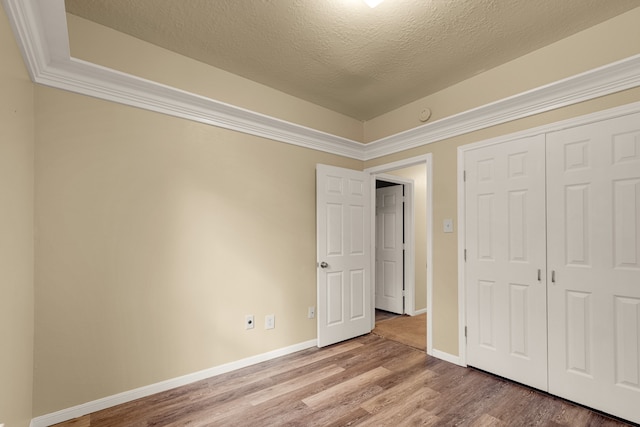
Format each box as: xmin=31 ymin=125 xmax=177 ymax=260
xmin=319 ymin=261 xmax=328 ymax=269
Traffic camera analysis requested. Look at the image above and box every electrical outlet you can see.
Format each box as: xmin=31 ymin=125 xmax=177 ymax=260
xmin=265 ymin=314 xmax=275 ymax=329
xmin=245 ymin=315 xmax=254 ymax=330
xmin=308 ymin=306 xmax=315 ymax=319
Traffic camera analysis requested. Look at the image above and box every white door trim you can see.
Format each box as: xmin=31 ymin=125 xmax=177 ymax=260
xmin=375 ymin=174 xmax=415 ymax=315
xmin=457 ymin=100 xmax=640 ymax=368
xmin=365 ymin=154 xmax=433 ymax=355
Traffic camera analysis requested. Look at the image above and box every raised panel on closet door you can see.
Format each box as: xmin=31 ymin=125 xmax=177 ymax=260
xmin=465 ymin=134 xmax=548 ymax=391
xmin=546 ymin=112 xmax=640 ymax=425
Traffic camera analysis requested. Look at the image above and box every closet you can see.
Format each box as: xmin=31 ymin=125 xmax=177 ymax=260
xmin=464 ymin=111 xmax=640 ymax=424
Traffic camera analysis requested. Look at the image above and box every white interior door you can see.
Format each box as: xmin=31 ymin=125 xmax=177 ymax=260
xmin=465 ymin=134 xmax=548 ymax=391
xmin=547 ymin=112 xmax=640 ymax=424
xmin=375 ymin=185 xmax=404 ymax=314
xmin=316 ymin=164 xmax=372 ymax=347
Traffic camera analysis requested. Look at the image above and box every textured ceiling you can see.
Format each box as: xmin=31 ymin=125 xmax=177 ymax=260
xmin=64 ymin=0 xmax=639 ymax=121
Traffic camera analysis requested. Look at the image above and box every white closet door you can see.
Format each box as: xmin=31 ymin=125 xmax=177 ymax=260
xmin=547 ymin=112 xmax=640 ymax=424
xmin=465 ymin=134 xmax=548 ymax=390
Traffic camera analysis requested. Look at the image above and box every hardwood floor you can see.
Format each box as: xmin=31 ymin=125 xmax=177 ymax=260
xmin=54 ymin=334 xmax=634 ymax=427
xmin=372 ymin=313 xmax=426 ymax=351
xmin=375 ymin=309 xmax=401 ymax=323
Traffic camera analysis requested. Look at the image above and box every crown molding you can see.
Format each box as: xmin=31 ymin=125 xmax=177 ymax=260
xmin=2 ymin=0 xmax=366 ymax=160
xmin=362 ymin=54 xmax=640 ymax=160
xmin=3 ymin=0 xmax=640 ymax=162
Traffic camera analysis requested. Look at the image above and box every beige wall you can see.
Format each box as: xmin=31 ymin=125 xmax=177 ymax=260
xmin=66 ymin=14 xmax=364 ymax=143
xmin=33 ymin=85 xmax=362 ymax=415
xmin=364 ymin=7 xmax=640 ymax=142
xmin=386 ymin=165 xmax=427 ymax=312
xmin=0 ymin=6 xmax=34 ymax=427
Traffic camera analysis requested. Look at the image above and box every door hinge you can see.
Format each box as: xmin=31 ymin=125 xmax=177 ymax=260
xmin=465 ymin=326 xmax=468 ymax=342
xmin=402 ymin=290 xmax=406 ymax=297
xmin=463 ymin=170 xmax=466 ymax=182
xmin=464 ymin=249 xmax=467 ymax=262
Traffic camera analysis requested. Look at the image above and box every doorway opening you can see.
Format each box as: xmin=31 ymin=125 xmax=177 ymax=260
xmin=366 ymin=154 xmax=433 ymax=355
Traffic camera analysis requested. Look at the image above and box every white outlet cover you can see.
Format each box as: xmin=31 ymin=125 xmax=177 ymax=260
xmin=443 ymin=219 xmax=454 ymax=233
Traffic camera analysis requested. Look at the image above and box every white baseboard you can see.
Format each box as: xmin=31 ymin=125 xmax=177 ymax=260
xmin=412 ymin=308 xmax=427 ymax=316
xmin=30 ymin=339 xmax=317 ymax=427
xmin=431 ymin=349 xmax=464 ymax=367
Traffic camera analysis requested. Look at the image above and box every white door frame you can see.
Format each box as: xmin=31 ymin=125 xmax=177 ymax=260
xmin=375 ymin=175 xmax=414 ymax=315
xmin=365 ymin=154 xmax=434 ymax=355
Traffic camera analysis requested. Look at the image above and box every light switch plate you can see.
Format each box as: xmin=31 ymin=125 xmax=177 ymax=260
xmin=265 ymin=314 xmax=275 ymax=329
xmin=443 ymin=219 xmax=454 ymax=233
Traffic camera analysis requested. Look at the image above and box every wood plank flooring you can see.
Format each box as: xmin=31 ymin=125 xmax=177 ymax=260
xmin=54 ymin=334 xmax=635 ymax=427
xmin=372 ymin=313 xmax=426 ymax=351
xmin=375 ymin=309 xmax=401 ymax=323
